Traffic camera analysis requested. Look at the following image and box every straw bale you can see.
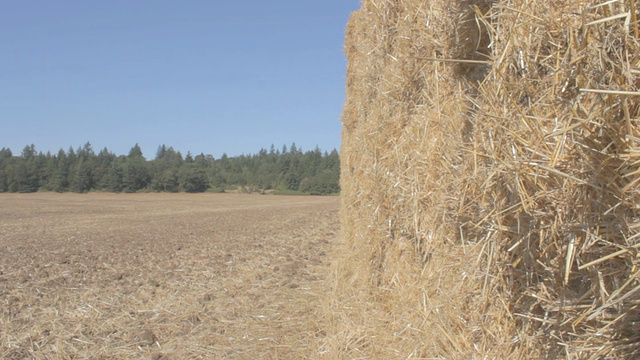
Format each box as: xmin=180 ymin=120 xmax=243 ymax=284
xmin=328 ymin=0 xmax=640 ymax=358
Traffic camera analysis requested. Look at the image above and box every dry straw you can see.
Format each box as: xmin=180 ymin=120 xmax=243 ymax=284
xmin=326 ymin=0 xmax=640 ymax=358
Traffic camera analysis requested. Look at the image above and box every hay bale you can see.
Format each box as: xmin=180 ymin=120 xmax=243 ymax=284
xmin=327 ymin=0 xmax=640 ymax=358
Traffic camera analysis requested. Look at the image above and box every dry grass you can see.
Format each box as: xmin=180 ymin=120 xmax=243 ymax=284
xmin=0 ymin=193 xmax=340 ymax=359
xmin=327 ymin=0 xmax=640 ymax=358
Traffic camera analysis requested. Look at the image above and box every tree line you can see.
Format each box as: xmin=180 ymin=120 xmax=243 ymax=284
xmin=0 ymin=143 xmax=340 ymax=195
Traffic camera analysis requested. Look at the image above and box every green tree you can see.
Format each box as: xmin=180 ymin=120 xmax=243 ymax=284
xmin=123 ymin=157 xmax=150 ymax=192
xmin=46 ymin=149 xmax=71 ymax=192
xmin=93 ymin=147 xmax=116 ymax=190
xmin=9 ymin=145 xmax=40 ymax=192
xmin=179 ymin=163 xmax=208 ymax=193
xmin=128 ymin=143 xmax=144 ymax=159
xmin=149 ymin=145 xmax=183 ymax=192
xmin=0 ymin=142 xmax=340 ymax=194
xmin=155 ymin=144 xmax=168 ymax=160
xmin=100 ymin=157 xmax=125 ymax=192
xmin=184 ymin=151 xmax=194 ymax=163
xmin=0 ymin=148 xmax=13 ymax=192
xmin=69 ymin=142 xmax=96 ymax=192
xmin=156 ymin=168 xmax=180 ymax=192
xmin=69 ymin=158 xmax=93 ymax=192
xmin=121 ymin=144 xmax=150 ymax=192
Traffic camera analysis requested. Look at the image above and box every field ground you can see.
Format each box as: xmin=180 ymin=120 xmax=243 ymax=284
xmin=0 ymin=193 xmax=340 ymax=359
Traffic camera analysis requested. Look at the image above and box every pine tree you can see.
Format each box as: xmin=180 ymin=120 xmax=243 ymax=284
xmin=122 ymin=157 xmax=150 ymax=192
xmin=48 ymin=149 xmax=70 ymax=192
xmin=93 ymin=148 xmax=115 ymax=190
xmin=0 ymin=142 xmax=340 ymax=194
xmin=179 ymin=163 xmax=208 ymax=193
xmin=0 ymin=148 xmax=13 ymax=192
xmin=128 ymin=143 xmax=144 ymax=159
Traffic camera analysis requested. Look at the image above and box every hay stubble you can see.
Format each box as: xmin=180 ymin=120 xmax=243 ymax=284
xmin=0 ymin=193 xmax=339 ymax=359
xmin=333 ymin=0 xmax=640 ymax=358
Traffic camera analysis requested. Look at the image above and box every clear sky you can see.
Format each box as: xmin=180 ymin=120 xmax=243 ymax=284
xmin=1 ymin=1 xmax=360 ymax=158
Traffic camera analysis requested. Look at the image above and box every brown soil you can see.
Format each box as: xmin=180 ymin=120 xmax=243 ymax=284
xmin=0 ymin=193 xmax=339 ymax=359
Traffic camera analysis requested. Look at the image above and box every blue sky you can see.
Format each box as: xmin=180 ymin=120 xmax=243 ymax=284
xmin=0 ymin=1 xmax=359 ymax=158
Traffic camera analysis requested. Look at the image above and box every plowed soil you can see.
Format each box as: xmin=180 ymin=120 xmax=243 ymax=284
xmin=0 ymin=193 xmax=340 ymax=359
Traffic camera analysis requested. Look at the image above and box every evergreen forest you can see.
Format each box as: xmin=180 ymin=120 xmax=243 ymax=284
xmin=0 ymin=143 xmax=340 ymax=195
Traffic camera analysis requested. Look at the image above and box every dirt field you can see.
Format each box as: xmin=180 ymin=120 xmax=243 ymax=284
xmin=0 ymin=193 xmax=340 ymax=359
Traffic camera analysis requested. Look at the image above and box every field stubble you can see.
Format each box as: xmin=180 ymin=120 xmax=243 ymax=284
xmin=0 ymin=193 xmax=340 ymax=359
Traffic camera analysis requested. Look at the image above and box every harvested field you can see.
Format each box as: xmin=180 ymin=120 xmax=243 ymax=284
xmin=0 ymin=193 xmax=340 ymax=359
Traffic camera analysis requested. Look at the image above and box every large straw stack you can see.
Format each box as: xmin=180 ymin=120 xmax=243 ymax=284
xmin=326 ymin=0 xmax=640 ymax=358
